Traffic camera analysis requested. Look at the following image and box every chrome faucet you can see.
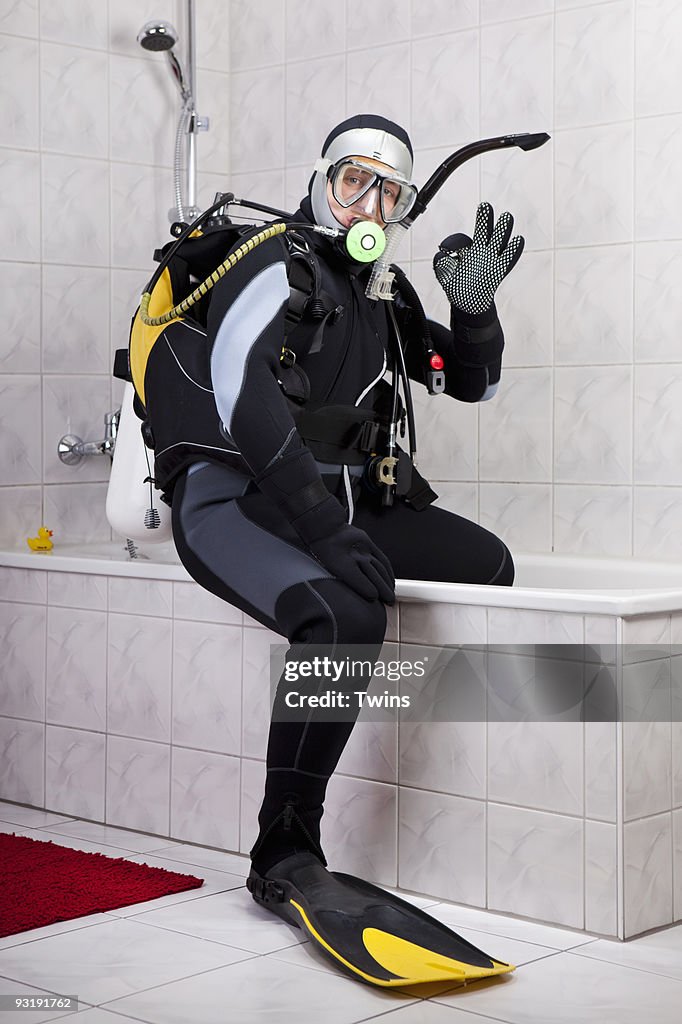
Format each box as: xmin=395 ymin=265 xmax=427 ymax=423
xmin=58 ymin=408 xmax=120 ymax=465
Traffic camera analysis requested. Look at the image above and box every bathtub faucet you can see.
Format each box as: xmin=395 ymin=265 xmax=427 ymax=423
xmin=58 ymin=408 xmax=121 ymax=466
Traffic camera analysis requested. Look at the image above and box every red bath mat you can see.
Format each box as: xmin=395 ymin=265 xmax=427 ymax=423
xmin=0 ymin=832 xmax=204 ymax=938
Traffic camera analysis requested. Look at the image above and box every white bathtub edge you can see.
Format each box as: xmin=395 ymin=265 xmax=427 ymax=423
xmin=0 ymin=547 xmax=191 ymax=582
xmin=3 ymin=546 xmax=682 ymax=615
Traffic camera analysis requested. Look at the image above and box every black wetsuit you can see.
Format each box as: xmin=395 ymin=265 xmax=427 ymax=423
xmin=169 ymin=197 xmax=514 ymax=873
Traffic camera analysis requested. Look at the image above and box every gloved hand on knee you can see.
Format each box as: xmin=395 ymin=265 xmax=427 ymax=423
xmin=433 ymin=201 xmax=524 ymax=316
xmin=254 ymin=445 xmax=395 ymax=604
xmin=302 ymin=509 xmax=396 ymax=605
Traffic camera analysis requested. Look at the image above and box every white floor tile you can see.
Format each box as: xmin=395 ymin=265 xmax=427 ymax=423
xmin=0 ymin=822 xmax=34 ymax=836
xmin=131 ymin=888 xmax=307 ymax=955
xmin=36 ymin=820 xmax=183 ymax=855
xmin=267 ymin=937 xmax=346 ymax=976
xmin=142 ymin=843 xmax=195 ymax=857
xmin=432 ymin=949 xmax=682 ymax=1024
xmin=0 ymin=916 xmax=112 ymax=953
xmin=424 ymin=901 xmax=599 ymax=951
xmin=571 ymin=923 xmax=682 ymax=982
xmin=0 ymin=918 xmax=253 ymax=1006
xmin=0 ymin=976 xmax=93 ymax=1023
xmin=56 ymin=1012 xmax=126 ymax=1023
xmin=373 ymin=1002 xmax=511 ymax=1023
xmin=144 ymin=844 xmax=250 ymax=876
xmin=0 ymin=803 xmax=77 ymax=829
xmin=104 ymin=954 xmax=418 ymax=1024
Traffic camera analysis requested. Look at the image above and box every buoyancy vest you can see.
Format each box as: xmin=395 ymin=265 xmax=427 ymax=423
xmin=117 ymin=220 xmax=405 ymax=500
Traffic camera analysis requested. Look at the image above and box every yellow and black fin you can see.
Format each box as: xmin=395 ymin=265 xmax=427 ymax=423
xmin=247 ymin=851 xmax=515 ymax=988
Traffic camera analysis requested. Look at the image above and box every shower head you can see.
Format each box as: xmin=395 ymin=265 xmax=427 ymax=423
xmin=137 ymin=19 xmax=191 ymax=102
xmin=137 ymin=20 xmax=178 ymax=52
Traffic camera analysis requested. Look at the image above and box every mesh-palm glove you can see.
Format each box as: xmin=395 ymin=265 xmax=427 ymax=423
xmin=433 ymin=202 xmax=524 ymax=316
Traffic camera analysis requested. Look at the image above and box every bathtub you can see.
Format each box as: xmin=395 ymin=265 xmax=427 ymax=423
xmin=2 ymin=540 xmax=682 ymax=614
xmin=1 ymin=540 xmax=681 ymax=940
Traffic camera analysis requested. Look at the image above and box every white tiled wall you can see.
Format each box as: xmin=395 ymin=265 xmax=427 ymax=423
xmin=0 ymin=0 xmax=231 ymax=545
xmin=2 ymin=0 xmax=681 ymax=559
xmin=227 ymin=0 xmax=682 ymax=559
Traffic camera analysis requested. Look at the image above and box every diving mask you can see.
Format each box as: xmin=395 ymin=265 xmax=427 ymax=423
xmin=321 ymin=158 xmax=418 ymax=224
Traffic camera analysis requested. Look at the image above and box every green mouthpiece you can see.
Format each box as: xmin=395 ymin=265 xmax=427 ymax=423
xmin=345 ymin=222 xmax=386 ymax=263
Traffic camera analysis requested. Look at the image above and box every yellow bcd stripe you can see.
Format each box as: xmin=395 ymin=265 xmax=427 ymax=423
xmin=129 ymin=267 xmax=181 ymax=407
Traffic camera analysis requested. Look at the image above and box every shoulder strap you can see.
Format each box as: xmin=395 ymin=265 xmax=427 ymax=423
xmin=282 ymin=233 xmax=343 ymax=348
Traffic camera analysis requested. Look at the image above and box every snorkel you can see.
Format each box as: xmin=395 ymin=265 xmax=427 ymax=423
xmin=366 ymin=131 xmax=550 ymax=300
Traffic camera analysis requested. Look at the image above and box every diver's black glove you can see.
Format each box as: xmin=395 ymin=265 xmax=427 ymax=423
xmin=433 ymin=202 xmax=524 ymax=315
xmin=255 ymin=446 xmax=395 ymax=605
xmin=298 ymin=500 xmax=395 ymax=605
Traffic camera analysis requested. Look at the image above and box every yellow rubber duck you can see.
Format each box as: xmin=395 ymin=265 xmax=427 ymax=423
xmin=27 ymin=527 xmax=54 ymax=552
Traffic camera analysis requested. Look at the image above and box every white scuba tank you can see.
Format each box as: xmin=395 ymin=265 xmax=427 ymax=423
xmin=106 ymin=381 xmax=172 ymax=543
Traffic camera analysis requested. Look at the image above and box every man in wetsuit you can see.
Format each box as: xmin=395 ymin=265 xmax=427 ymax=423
xmin=169 ymin=114 xmax=522 ymax=890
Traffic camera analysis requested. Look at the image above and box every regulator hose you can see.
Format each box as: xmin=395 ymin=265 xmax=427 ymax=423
xmin=140 ymin=220 xmax=288 ymax=326
xmin=139 ymin=196 xmax=381 ymax=327
xmin=388 ymin=301 xmax=417 ymax=460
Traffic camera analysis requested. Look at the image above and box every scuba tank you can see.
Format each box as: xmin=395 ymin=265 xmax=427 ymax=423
xmin=105 ymin=381 xmax=172 ymax=543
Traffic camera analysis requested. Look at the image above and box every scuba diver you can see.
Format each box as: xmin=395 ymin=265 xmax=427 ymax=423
xmin=126 ymin=113 xmax=536 ymax=986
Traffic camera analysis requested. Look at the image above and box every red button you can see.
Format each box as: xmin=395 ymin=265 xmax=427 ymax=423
xmin=430 ymin=353 xmax=444 ymax=370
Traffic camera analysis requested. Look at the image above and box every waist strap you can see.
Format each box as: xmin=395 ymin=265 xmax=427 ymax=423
xmin=294 ymin=404 xmax=388 ymax=465
xmin=294 ymin=404 xmax=438 ymax=510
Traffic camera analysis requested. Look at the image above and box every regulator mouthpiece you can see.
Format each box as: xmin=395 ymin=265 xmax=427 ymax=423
xmin=344 ymin=221 xmax=386 ymax=263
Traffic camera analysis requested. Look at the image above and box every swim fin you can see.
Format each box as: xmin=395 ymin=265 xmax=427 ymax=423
xmin=246 ymin=851 xmax=514 ymax=988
